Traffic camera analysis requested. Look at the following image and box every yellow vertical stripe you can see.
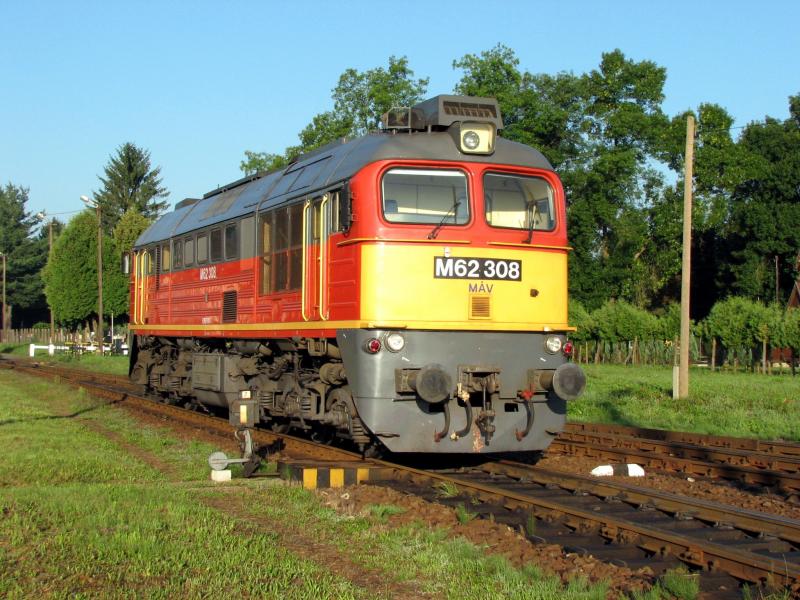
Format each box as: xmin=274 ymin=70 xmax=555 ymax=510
xmin=302 ymin=468 xmax=317 ymax=490
xmin=356 ymin=468 xmax=368 ymax=484
xmin=329 ymin=468 xmax=344 ymax=488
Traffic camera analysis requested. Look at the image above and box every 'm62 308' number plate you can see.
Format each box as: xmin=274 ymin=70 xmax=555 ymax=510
xmin=434 ymin=256 xmax=522 ymax=281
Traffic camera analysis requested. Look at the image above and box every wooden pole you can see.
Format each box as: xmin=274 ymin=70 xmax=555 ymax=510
xmin=678 ymin=115 xmax=695 ymax=399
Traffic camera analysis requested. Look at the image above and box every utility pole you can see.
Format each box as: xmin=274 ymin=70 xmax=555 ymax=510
xmin=678 ymin=115 xmax=695 ymax=399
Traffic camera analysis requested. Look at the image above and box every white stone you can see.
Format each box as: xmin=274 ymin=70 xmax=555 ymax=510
xmin=590 ymin=464 xmax=646 ymax=477
xmin=211 ymin=469 xmax=232 ymax=482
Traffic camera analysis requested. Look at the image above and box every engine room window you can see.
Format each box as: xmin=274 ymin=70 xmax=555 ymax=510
xmin=259 ymin=213 xmax=272 ymax=295
xmin=146 ymin=248 xmax=155 ymax=274
xmin=240 ymin=216 xmax=254 ymax=259
xmin=197 ymin=234 xmax=208 ymax=263
xmin=160 ymin=244 xmax=171 ymax=272
xmin=381 ymin=168 xmax=469 ymax=225
xmin=484 ymin=173 xmax=556 ymax=232
xmin=210 ymin=228 xmax=223 ymax=262
xmin=184 ymin=237 xmax=194 ymax=266
xmin=224 ymin=223 xmax=238 ymax=260
xmin=173 ymin=240 xmax=183 ymax=269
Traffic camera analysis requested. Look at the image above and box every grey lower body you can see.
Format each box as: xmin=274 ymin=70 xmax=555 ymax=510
xmin=337 ymin=329 xmax=576 ymax=453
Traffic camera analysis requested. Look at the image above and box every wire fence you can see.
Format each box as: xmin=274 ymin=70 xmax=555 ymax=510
xmin=571 ymin=336 xmax=797 ymax=374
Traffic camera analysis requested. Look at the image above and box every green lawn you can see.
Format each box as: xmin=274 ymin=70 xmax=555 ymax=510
xmin=0 ymin=369 xmax=616 ymax=599
xmin=569 ymin=365 xmax=800 ymax=441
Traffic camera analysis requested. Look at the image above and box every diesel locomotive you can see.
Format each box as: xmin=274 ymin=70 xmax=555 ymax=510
xmin=127 ymin=94 xmax=585 ymax=457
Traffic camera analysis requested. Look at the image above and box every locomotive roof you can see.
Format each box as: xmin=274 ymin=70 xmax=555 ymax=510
xmin=134 ymin=131 xmax=554 ymax=248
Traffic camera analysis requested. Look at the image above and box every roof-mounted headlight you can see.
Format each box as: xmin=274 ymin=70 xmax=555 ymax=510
xmin=457 ymin=121 xmax=496 ymax=155
xmin=462 ymin=130 xmax=480 ymax=150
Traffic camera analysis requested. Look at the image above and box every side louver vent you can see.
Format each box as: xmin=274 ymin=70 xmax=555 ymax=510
xmin=222 ymin=290 xmax=238 ymax=323
xmin=470 ymin=295 xmax=491 ymax=319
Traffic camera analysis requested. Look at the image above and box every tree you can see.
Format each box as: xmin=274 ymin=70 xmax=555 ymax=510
xmin=113 ymin=209 xmax=151 ymax=254
xmin=453 ymin=44 xmax=585 ymax=169
xmin=726 ymin=94 xmax=800 ymax=302
xmin=241 ymin=56 xmax=428 ymax=170
xmin=0 ymin=183 xmax=51 ymax=327
xmin=94 ymin=143 xmax=169 ymax=230
xmin=240 ymin=151 xmax=288 ymax=176
xmin=565 ymin=50 xmax=670 ymax=309
xmin=332 ymin=56 xmax=429 ymax=137
xmin=453 ymin=44 xmax=523 ymax=117
xmin=657 ymin=104 xmax=749 ymax=316
xmin=43 ymin=210 xmax=127 ymax=327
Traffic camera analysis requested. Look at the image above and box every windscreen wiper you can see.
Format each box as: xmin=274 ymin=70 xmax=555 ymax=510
xmin=428 ymin=200 xmax=460 ymax=240
xmin=524 ymin=201 xmax=537 ymax=244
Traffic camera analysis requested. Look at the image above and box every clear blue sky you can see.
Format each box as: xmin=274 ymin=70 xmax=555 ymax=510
xmin=2 ymin=0 xmax=798 ymax=224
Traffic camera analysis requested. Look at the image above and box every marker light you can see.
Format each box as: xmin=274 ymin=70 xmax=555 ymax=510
xmin=385 ymin=332 xmax=405 ymax=352
xmin=364 ymin=338 xmax=382 ymax=354
xmin=563 ymin=340 xmax=574 ymax=356
xmin=544 ymin=336 xmax=563 ymax=354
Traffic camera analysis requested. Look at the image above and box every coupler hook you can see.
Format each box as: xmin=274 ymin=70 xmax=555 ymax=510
xmin=515 ymin=390 xmax=536 ymax=441
xmin=450 ymin=384 xmax=472 ymax=440
xmin=434 ymin=401 xmax=451 ymax=443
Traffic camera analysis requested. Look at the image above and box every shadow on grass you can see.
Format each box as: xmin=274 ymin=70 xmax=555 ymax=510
xmin=0 ymin=397 xmax=126 ymax=427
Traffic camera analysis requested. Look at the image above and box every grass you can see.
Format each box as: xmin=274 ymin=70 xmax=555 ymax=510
xmin=525 ymin=513 xmax=537 ymax=537
xmin=0 ymin=343 xmax=29 ymax=356
xmin=569 ymin=364 xmax=800 ymax=441
xmin=0 ymin=369 xmax=622 ymax=599
xmin=1 ymin=342 xmax=130 ymax=374
xmin=435 ymin=480 xmax=460 ymax=498
xmin=222 ymin=484 xmax=615 ymax=599
xmin=659 ymin=567 xmax=699 ymax=600
xmin=367 ymin=503 xmax=405 ymax=523
xmin=454 ymin=503 xmax=477 ymax=524
xmin=0 ymin=370 xmax=359 ymax=599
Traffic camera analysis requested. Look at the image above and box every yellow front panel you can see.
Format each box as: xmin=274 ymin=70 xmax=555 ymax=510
xmin=360 ymin=244 xmax=569 ymax=331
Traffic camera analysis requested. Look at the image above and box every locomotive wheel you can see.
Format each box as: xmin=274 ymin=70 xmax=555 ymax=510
xmin=326 ymin=387 xmax=356 ymax=434
xmin=362 ymin=443 xmax=384 ymax=459
xmin=270 ymin=418 xmax=290 ymax=434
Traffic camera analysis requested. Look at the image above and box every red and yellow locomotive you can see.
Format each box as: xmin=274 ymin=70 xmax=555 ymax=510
xmin=128 ymin=95 xmax=585 ymax=456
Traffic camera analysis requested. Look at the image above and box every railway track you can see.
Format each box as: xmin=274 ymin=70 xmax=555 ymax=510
xmin=554 ymin=424 xmax=800 ymax=493
xmin=3 ymin=356 xmax=799 ymax=596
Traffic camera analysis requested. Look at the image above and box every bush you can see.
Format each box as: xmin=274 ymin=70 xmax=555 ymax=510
xmin=568 ymin=300 xmax=594 ymax=342
xmin=706 ymin=297 xmax=760 ymax=354
xmin=592 ymin=300 xmax=658 ymax=343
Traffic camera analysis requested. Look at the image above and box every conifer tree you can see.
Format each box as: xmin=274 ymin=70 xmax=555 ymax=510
xmin=94 ymin=143 xmax=169 ymax=231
